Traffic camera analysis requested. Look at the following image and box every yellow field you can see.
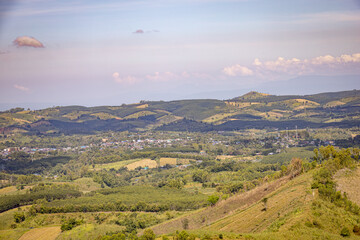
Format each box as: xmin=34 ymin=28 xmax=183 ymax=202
xmin=63 ymin=111 xmax=88 ymax=120
xmin=0 ymin=229 xmax=28 ymax=240
xmin=260 ymin=111 xmax=283 ymax=119
xmin=123 ymin=111 xmax=156 ymax=119
xmin=203 ymin=113 xmax=234 ymax=124
xmin=324 ymin=100 xmax=345 ymax=108
xmin=94 ymin=159 xmax=139 ymax=171
xmin=0 ymin=186 xmax=17 ymax=195
xmin=136 ymin=104 xmax=148 ymax=109
xmin=18 ymin=226 xmax=61 ymax=240
xmin=159 ymin=158 xmax=177 ymax=167
xmin=216 ymin=155 xmax=236 ymax=160
xmin=225 ymin=101 xmax=260 ymax=108
xmin=126 ymin=159 xmax=157 ymax=170
xmin=73 ymin=177 xmax=102 ymax=193
xmin=12 ymin=118 xmax=31 ymax=124
xmin=90 ymin=113 xmax=122 ymax=120
xmin=176 ymin=159 xmax=191 ymax=165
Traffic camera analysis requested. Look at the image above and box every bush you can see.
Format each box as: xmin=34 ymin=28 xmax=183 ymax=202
xmin=176 ymin=231 xmax=189 ymax=240
xmin=181 ymin=218 xmax=189 ymax=230
xmin=340 ymin=227 xmax=350 ymax=237
xmin=61 ymin=218 xmax=83 ymax=231
xmin=140 ymin=229 xmax=156 ymax=240
xmin=13 ymin=212 xmax=25 ymax=223
xmin=208 ymin=195 xmax=219 ymax=206
xmin=353 ymin=225 xmax=360 ymax=235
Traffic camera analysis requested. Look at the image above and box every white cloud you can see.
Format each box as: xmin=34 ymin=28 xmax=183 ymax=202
xmin=112 ymin=72 xmax=137 ymax=84
xmin=146 ymin=72 xmax=178 ymax=82
xmin=112 ymin=72 xmax=120 ymax=79
xmin=14 ymin=84 xmax=29 ymax=92
xmin=133 ymin=29 xmax=144 ymax=34
xmin=223 ymin=53 xmax=360 ymax=78
xmin=13 ymin=36 xmax=44 ymax=48
xmin=223 ymin=64 xmax=253 ymax=76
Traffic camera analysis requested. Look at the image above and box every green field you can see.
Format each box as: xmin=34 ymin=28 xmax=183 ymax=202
xmin=44 ymin=185 xmax=208 ymax=210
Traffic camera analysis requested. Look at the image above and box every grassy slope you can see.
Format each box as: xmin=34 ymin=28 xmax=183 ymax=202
xmin=203 ymin=172 xmax=313 ymax=233
xmin=1 ymin=90 xmax=359 ymax=133
xmin=335 ymin=168 xmax=360 ymax=206
xmin=18 ymin=226 xmax=61 ymax=240
xmin=152 ymin=168 xmax=360 ymax=239
xmin=150 ymin=176 xmax=290 ymax=235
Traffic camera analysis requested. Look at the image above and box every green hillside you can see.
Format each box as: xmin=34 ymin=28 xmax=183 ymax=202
xmin=0 ymin=90 xmax=359 ymax=135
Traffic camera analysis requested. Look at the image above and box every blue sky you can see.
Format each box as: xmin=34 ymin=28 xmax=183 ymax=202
xmin=0 ymin=0 xmax=359 ymax=109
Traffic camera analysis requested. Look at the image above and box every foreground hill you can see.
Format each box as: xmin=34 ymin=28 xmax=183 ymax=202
xmin=1 ymin=90 xmax=360 ymax=134
xmin=149 ymin=167 xmax=360 ymax=239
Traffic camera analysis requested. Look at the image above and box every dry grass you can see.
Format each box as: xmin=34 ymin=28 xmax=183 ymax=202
xmin=225 ymin=101 xmax=260 ymax=109
xmin=150 ymin=175 xmax=293 ymax=235
xmin=159 ymin=158 xmax=177 ymax=167
xmin=0 ymin=229 xmax=28 ymax=240
xmin=126 ymin=159 xmax=157 ymax=170
xmin=90 ymin=113 xmax=122 ymax=120
xmin=259 ymin=111 xmax=283 ymax=119
xmin=123 ymin=111 xmax=156 ymax=120
xmin=203 ymin=113 xmax=234 ymax=124
xmin=205 ymin=173 xmax=313 ymax=233
xmin=136 ymin=104 xmax=149 ymax=109
xmin=73 ymin=178 xmax=102 ymax=193
xmin=324 ymin=100 xmax=345 ymax=108
xmin=177 ymin=159 xmax=191 ymax=165
xmin=334 ymin=167 xmax=360 ymax=206
xmin=63 ymin=111 xmax=88 ymax=120
xmin=12 ymin=118 xmax=31 ymax=124
xmin=94 ymin=159 xmax=139 ymax=171
xmin=18 ymin=226 xmax=61 ymax=240
xmin=0 ymin=186 xmax=17 ymax=195
xmin=216 ymin=155 xmax=236 ymax=161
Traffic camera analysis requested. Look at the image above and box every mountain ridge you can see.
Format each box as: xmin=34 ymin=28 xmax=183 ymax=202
xmin=1 ymin=89 xmax=359 ymax=135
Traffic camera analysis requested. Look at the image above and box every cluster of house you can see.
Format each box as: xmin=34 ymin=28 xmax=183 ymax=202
xmin=99 ymin=137 xmax=194 ymax=151
xmin=0 ymin=146 xmax=83 ymax=158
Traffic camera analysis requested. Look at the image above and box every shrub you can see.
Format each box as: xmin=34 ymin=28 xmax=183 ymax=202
xmin=353 ymin=225 xmax=360 ymax=235
xmin=208 ymin=195 xmax=219 ymax=206
xmin=340 ymin=227 xmax=350 ymax=237
xmin=182 ymin=218 xmax=189 ymax=230
xmin=140 ymin=229 xmax=156 ymax=240
xmin=13 ymin=212 xmax=25 ymax=223
xmin=61 ymin=218 xmax=82 ymax=231
xmin=176 ymin=230 xmax=189 ymax=240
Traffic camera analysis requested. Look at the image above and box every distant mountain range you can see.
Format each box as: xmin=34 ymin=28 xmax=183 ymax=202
xmin=1 ymin=89 xmax=360 ymax=134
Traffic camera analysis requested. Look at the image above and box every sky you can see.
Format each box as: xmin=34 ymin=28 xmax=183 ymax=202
xmin=0 ymin=0 xmax=360 ymax=110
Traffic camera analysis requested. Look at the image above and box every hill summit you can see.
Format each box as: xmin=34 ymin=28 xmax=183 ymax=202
xmin=235 ymin=91 xmax=271 ymax=100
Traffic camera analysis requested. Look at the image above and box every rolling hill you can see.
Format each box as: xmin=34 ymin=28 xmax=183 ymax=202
xmin=0 ymin=90 xmax=359 ymax=135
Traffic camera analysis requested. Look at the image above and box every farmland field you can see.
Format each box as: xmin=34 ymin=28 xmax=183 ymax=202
xmin=94 ymin=159 xmax=140 ymax=170
xmin=125 ymin=159 xmax=157 ymax=170
xmin=18 ymin=227 xmax=61 ymax=240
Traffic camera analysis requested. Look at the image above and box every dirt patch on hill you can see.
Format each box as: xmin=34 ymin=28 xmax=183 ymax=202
xmin=19 ymin=226 xmax=61 ymax=240
xmin=334 ymin=167 xmax=360 ymax=206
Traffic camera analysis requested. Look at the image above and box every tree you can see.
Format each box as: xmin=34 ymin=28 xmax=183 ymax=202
xmin=262 ymin=197 xmax=268 ymax=211
xmin=141 ymin=229 xmax=156 ymax=240
xmin=208 ymin=195 xmax=219 ymax=206
xmin=181 ymin=218 xmax=189 ymax=229
xmin=13 ymin=212 xmax=25 ymax=223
